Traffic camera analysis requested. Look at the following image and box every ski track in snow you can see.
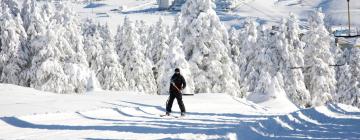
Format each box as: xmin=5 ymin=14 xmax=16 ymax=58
xmin=1 ymin=85 xmax=360 ymax=139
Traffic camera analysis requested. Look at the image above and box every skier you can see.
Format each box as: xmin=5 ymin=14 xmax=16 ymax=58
xmin=165 ymin=68 xmax=186 ymax=117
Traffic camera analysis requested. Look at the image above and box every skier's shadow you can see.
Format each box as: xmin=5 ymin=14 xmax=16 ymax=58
xmin=0 ymin=114 xmax=262 ymax=139
xmin=102 ymin=100 xmax=254 ymax=123
xmin=115 ymin=100 xmax=265 ymax=120
xmin=2 ymin=100 xmax=360 ymax=139
xmin=0 ymin=100 xmax=266 ymax=139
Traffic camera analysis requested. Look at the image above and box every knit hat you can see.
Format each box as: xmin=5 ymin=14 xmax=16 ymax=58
xmin=175 ymin=68 xmax=180 ymax=73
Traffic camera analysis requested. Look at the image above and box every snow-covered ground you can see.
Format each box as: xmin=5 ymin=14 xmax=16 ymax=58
xmin=1 ymin=84 xmax=360 ymax=139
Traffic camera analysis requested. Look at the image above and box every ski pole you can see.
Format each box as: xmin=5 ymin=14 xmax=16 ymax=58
xmin=171 ymin=82 xmax=182 ymax=93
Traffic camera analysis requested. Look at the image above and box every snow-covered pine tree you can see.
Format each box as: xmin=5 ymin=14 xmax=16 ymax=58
xmin=178 ymin=0 xmax=240 ymax=96
xmin=115 ymin=17 xmax=148 ymax=61
xmin=237 ymin=19 xmax=260 ymax=94
xmin=286 ymin=14 xmax=304 ymax=69
xmin=135 ymin=20 xmax=149 ymax=55
xmin=244 ymin=21 xmax=288 ymax=100
xmin=345 ymin=48 xmax=360 ymax=107
xmin=228 ymin=27 xmax=239 ymax=62
xmin=284 ymin=14 xmax=310 ymax=107
xmin=302 ymin=9 xmax=336 ymax=106
xmin=40 ymin=1 xmax=54 ymax=25
xmin=0 ymin=4 xmax=2 ymax=52
xmin=149 ymin=17 xmax=170 ymax=66
xmin=248 ymin=70 xmax=275 ymax=102
xmin=336 ymin=64 xmax=353 ymax=104
xmin=21 ymin=0 xmax=46 ymax=87
xmin=82 ymin=20 xmax=128 ymax=91
xmin=158 ymin=34 xmax=195 ymax=95
xmin=83 ymin=23 xmax=104 ymax=76
xmin=55 ymin=3 xmax=91 ymax=93
xmin=148 ymin=17 xmax=170 ymax=84
xmin=336 ymin=47 xmax=360 ymax=108
xmin=0 ymin=5 xmax=28 ymax=85
xmin=116 ymin=17 xmax=157 ymax=94
xmin=100 ymin=25 xmax=128 ymax=91
xmin=21 ymin=0 xmax=36 ymax=31
xmin=28 ymin=26 xmax=72 ymax=93
xmin=26 ymin=2 xmax=91 ymax=93
xmin=145 ymin=25 xmax=155 ymax=61
xmin=171 ymin=14 xmax=181 ymax=39
xmin=259 ymin=18 xmax=306 ymax=107
xmin=1 ymin=0 xmax=20 ymax=17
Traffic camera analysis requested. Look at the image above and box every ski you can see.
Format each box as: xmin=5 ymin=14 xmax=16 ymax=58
xmin=159 ymin=114 xmax=183 ymax=118
xmin=160 ymin=114 xmax=178 ymax=118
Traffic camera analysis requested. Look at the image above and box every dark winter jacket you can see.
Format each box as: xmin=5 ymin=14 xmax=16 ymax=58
xmin=169 ymin=73 xmax=186 ymax=94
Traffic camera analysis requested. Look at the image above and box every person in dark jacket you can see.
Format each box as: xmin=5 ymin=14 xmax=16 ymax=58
xmin=165 ymin=68 xmax=186 ymax=116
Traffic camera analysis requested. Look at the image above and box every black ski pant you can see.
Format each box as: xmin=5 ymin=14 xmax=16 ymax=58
xmin=166 ymin=91 xmax=186 ymax=113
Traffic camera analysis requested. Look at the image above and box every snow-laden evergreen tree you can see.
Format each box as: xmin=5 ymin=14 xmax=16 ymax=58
xmin=116 ymin=17 xmax=157 ymax=94
xmin=83 ymin=21 xmax=103 ymax=75
xmin=178 ymin=0 xmax=240 ymax=96
xmin=0 ymin=0 xmax=2 ymax=17
xmin=149 ymin=17 xmax=170 ymax=66
xmin=115 ymin=17 xmax=148 ymax=61
xmin=145 ymin=25 xmax=155 ymax=61
xmin=242 ymin=18 xmax=309 ymax=107
xmin=248 ymin=70 xmax=273 ymax=102
xmin=0 ymin=6 xmax=28 ymax=85
xmin=337 ymin=47 xmax=360 ymax=107
xmin=336 ymin=64 xmax=353 ymax=104
xmin=56 ymin=3 xmax=91 ymax=93
xmin=158 ymin=34 xmax=195 ymax=95
xmin=302 ymin=9 xmax=336 ymax=106
xmin=228 ymin=27 xmax=242 ymax=88
xmin=21 ymin=0 xmax=36 ymax=31
xmin=22 ymin=0 xmax=45 ymax=53
xmin=260 ymin=18 xmax=309 ymax=107
xmin=148 ymin=17 xmax=170 ymax=84
xmin=26 ymin=2 xmax=91 ymax=93
xmin=1 ymin=0 xmax=20 ymax=17
xmin=286 ymin=14 xmax=305 ymax=69
xmin=284 ymin=14 xmax=310 ymax=107
xmin=21 ymin=0 xmax=46 ymax=87
xmin=0 ymin=4 xmax=2 ymax=52
xmin=135 ymin=20 xmax=149 ymax=55
xmin=82 ymin=20 xmax=128 ymax=91
xmin=100 ymin=30 xmax=128 ymax=91
xmin=244 ymin=22 xmax=288 ymax=101
xmin=228 ymin=27 xmax=240 ymax=62
xmin=39 ymin=1 xmax=54 ymax=25
xmin=237 ymin=19 xmax=260 ymax=94
xmin=171 ymin=14 xmax=181 ymax=38
xmin=28 ymin=27 xmax=73 ymax=93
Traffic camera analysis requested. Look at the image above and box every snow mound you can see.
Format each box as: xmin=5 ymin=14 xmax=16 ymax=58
xmin=246 ymin=75 xmax=299 ymax=113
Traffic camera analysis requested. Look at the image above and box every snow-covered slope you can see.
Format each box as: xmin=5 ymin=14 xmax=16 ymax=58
xmin=61 ymin=0 xmax=360 ymax=33
xmin=276 ymin=0 xmax=360 ymax=26
xmin=228 ymin=0 xmax=360 ymax=27
xmin=68 ymin=0 xmax=175 ymax=33
xmin=1 ymin=84 xmax=360 ymax=139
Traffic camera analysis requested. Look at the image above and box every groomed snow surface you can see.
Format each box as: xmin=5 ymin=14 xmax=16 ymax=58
xmin=1 ymin=84 xmax=360 ymax=139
